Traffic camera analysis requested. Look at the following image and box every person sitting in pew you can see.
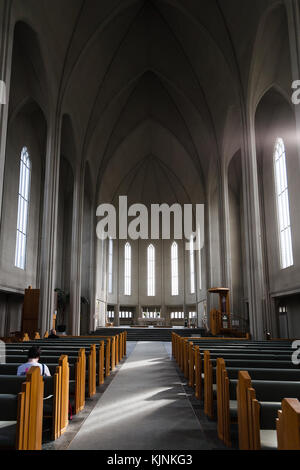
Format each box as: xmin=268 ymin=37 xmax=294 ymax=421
xmin=17 ymin=347 xmax=51 ymax=377
xmin=47 ymin=329 xmax=60 ymax=339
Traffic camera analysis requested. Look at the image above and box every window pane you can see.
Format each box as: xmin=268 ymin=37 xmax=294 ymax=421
xmin=108 ymin=238 xmax=113 ymax=294
xmin=15 ymin=147 xmax=31 ymax=270
xmin=190 ymin=236 xmax=195 ymax=294
xmin=147 ymin=245 xmax=155 ymax=296
xmin=273 ymin=138 xmax=293 ymax=269
xmin=171 ymin=242 xmax=179 ymax=296
xmin=124 ymin=243 xmax=131 ymax=296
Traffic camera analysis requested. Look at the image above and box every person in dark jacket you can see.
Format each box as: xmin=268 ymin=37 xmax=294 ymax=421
xmin=47 ymin=329 xmax=60 ymax=339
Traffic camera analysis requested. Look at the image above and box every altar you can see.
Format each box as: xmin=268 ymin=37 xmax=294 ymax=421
xmin=137 ymin=317 xmax=166 ymax=327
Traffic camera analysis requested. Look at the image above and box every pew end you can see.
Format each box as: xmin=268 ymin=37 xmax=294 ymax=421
xmin=277 ymin=398 xmax=300 ymax=450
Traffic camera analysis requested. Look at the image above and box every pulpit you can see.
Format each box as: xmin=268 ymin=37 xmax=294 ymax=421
xmin=22 ymin=286 xmax=40 ymax=335
xmin=208 ymin=288 xmax=231 ymax=335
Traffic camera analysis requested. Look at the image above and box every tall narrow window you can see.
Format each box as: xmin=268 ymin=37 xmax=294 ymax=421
xmin=15 ymin=147 xmax=31 ymax=269
xmin=274 ymin=138 xmax=293 ymax=269
xmin=108 ymin=238 xmax=113 ymax=294
xmin=147 ymin=244 xmax=155 ymax=296
xmin=171 ymin=242 xmax=179 ymax=296
xmin=189 ymin=236 xmax=195 ymax=294
xmin=124 ymin=242 xmax=131 ymax=296
xmin=197 ymin=225 xmax=202 ymax=290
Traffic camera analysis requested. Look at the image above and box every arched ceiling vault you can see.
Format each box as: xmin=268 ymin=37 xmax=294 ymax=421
xmin=58 ymin=0 xmax=241 ymax=204
xmin=11 ymin=0 xmax=285 ymax=206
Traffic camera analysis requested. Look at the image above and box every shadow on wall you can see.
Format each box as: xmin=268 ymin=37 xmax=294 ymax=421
xmin=0 ymin=292 xmax=24 ymax=336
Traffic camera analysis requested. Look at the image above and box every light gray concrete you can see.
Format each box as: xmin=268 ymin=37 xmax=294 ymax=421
xmin=68 ymin=341 xmax=210 ymax=450
xmin=1 ymin=2 xmax=300 ymax=340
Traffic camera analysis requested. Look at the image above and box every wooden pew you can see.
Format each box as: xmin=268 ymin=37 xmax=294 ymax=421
xmin=207 ymin=356 xmax=297 ymax=419
xmin=237 ymin=371 xmax=300 ymax=450
xmin=6 ymin=341 xmax=97 ymax=398
xmin=5 ymin=333 xmax=127 ymax=414
xmin=88 ymin=344 xmax=96 ymax=398
xmin=172 ymin=336 xmax=299 ymax=450
xmin=58 ymin=334 xmax=123 ymax=371
xmin=216 ymin=361 xmax=300 ymax=447
xmin=51 ymin=355 xmax=69 ymax=440
xmin=0 ymin=356 xmax=70 ymax=440
xmin=174 ymin=336 xmax=293 ymax=374
xmin=204 ymin=351 xmax=214 ymax=418
xmin=15 ymin=338 xmax=107 ymax=385
xmin=17 ymin=367 xmax=44 ymax=450
xmin=277 ymin=398 xmax=300 ymax=450
xmin=4 ymin=349 xmax=85 ymax=415
xmin=177 ymin=338 xmax=294 ymax=413
xmin=0 ymin=367 xmax=43 ymax=450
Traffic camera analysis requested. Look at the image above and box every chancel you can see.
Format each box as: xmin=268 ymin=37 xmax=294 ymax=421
xmin=0 ymin=0 xmax=300 ymax=453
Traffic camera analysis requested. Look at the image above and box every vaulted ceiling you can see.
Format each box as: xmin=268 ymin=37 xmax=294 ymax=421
xmin=11 ymin=0 xmax=287 ymax=204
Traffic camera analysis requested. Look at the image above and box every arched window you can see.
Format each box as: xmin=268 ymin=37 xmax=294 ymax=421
xmin=274 ymin=138 xmax=293 ymax=269
xmin=147 ymin=244 xmax=155 ymax=296
xmin=124 ymin=242 xmax=131 ymax=296
xmin=108 ymin=238 xmax=113 ymax=294
xmin=171 ymin=242 xmax=179 ymax=296
xmin=189 ymin=235 xmax=195 ymax=294
xmin=15 ymin=147 xmax=31 ymax=269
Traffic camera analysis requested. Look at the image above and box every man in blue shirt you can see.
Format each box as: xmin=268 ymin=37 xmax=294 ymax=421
xmin=17 ymin=346 xmax=51 ymax=377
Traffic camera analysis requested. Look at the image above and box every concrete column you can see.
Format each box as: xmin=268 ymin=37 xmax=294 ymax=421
xmin=241 ymin=111 xmax=266 ymax=340
xmin=285 ymin=1 xmax=300 ymax=170
xmin=0 ymin=0 xmax=13 ymax=225
xmin=221 ymin=162 xmax=232 ymax=292
xmin=285 ymin=0 xmax=300 ymax=102
xmin=89 ymin=228 xmax=97 ymax=333
xmin=39 ymin=115 xmax=62 ymax=335
xmin=69 ymin=165 xmax=85 ymax=336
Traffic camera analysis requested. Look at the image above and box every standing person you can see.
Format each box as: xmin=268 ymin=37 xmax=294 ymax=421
xmin=17 ymin=347 xmax=51 ymax=376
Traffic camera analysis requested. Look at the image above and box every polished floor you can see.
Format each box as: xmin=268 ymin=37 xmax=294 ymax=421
xmin=67 ymin=341 xmax=223 ymax=450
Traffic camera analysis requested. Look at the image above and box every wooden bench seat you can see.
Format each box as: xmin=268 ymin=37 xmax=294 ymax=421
xmin=237 ymin=371 xmax=300 ymax=450
xmin=277 ymin=398 xmax=300 ymax=450
xmin=8 ymin=339 xmax=109 ymax=385
xmin=171 ymin=333 xmax=292 ymax=363
xmin=0 ymin=367 xmax=43 ymax=450
xmin=196 ymin=349 xmax=299 ymax=419
xmin=0 ymin=355 xmax=69 ymax=441
xmin=5 ymin=350 xmax=85 ymax=415
xmin=0 ymin=395 xmax=19 ymax=449
xmin=216 ymin=359 xmax=300 ymax=447
xmin=172 ymin=333 xmax=300 ymax=450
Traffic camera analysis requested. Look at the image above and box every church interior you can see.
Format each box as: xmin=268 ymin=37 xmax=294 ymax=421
xmin=0 ymin=0 xmax=300 ymax=453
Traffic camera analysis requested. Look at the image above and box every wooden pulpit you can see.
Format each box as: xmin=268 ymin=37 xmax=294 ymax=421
xmin=208 ymin=287 xmax=231 ymax=335
xmin=22 ymin=286 xmax=40 ymax=335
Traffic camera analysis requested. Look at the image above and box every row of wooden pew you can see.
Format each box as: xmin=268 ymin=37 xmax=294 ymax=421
xmin=0 ymin=332 xmax=127 ymax=450
xmin=172 ymin=333 xmax=300 ymax=450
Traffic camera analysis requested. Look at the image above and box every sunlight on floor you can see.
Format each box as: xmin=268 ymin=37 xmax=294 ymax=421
xmin=78 ymin=387 xmax=176 ymax=432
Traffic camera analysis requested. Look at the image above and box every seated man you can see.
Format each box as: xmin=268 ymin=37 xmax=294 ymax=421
xmin=48 ymin=329 xmax=60 ymax=339
xmin=17 ymin=346 xmax=51 ymax=376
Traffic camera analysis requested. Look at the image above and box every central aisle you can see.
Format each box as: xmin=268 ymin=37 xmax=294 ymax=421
xmin=68 ymin=342 xmax=211 ymax=450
